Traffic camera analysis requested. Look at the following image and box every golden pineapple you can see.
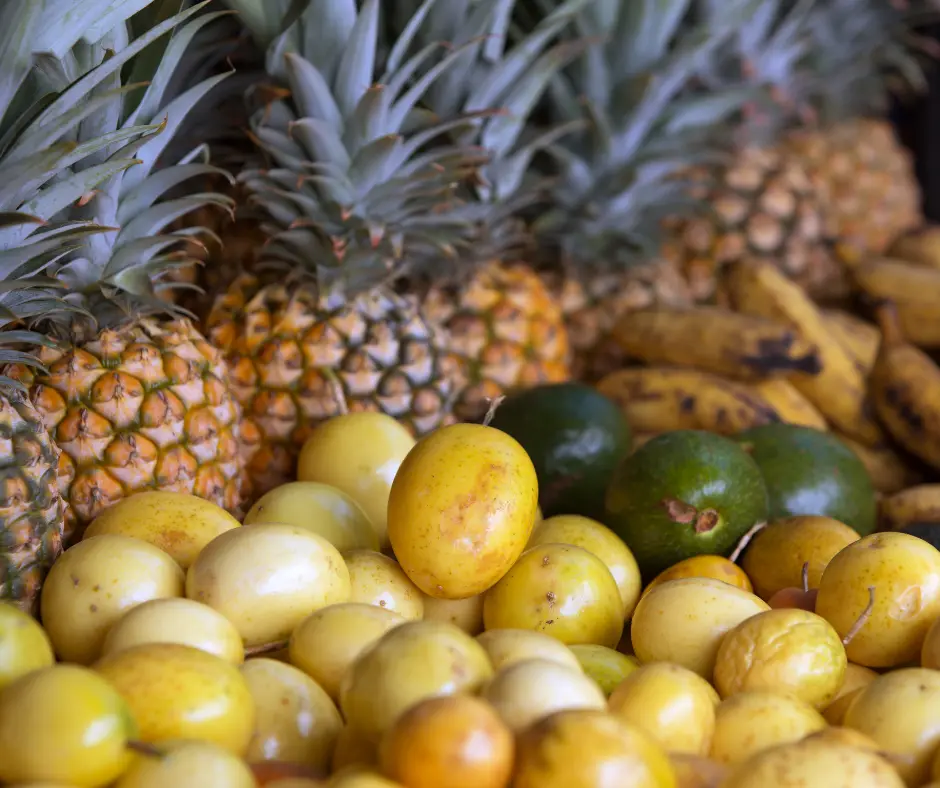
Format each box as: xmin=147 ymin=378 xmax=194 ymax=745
xmin=784 ymin=118 xmax=921 ymax=261
xmin=207 ymin=273 xmax=455 ymax=497
xmin=2 ymin=8 xmax=248 ymax=537
xmin=421 ymin=262 xmax=570 ymax=422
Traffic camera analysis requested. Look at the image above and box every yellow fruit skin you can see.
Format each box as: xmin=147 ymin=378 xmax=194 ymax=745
xmin=185 ymin=523 xmax=350 ymax=648
xmin=822 ymin=309 xmax=881 ymax=375
xmin=240 ymin=658 xmax=342 ymax=772
xmin=854 ymin=258 xmax=940 ymax=348
xmin=741 ymin=515 xmax=859 ymax=601
xmin=513 ymin=709 xmax=677 ymax=788
xmin=870 ymin=321 xmax=940 ymax=470
xmin=100 ymin=598 xmax=244 ymax=664
xmin=608 ymin=662 xmax=719 ymax=756
xmin=642 ymin=555 xmax=753 ymax=600
xmin=339 ymin=621 xmax=493 ymax=743
xmin=596 ymin=367 xmax=782 ymax=435
xmin=0 ymin=665 xmax=135 ymax=788
xmin=822 ymin=662 xmax=878 ymax=725
xmin=476 ymin=629 xmax=583 ymax=673
xmin=710 ymin=691 xmax=827 ymax=766
xmin=815 ymin=532 xmax=940 ymax=668
xmin=94 ymin=643 xmax=255 ymax=754
xmin=889 ymin=228 xmax=940 ymax=270
xmin=297 ymin=412 xmax=416 ymax=549
xmin=483 ymin=544 xmax=624 ymax=648
xmin=114 ymin=741 xmax=256 ymax=788
xmin=527 ymin=514 xmax=642 ymax=618
xmin=631 ymin=578 xmax=770 ymax=679
xmin=344 ymin=550 xmax=424 ymax=621
xmin=713 ymin=609 xmax=846 ymax=709
xmin=723 ymin=258 xmax=884 ymax=446
xmin=0 ymin=602 xmax=54 ymax=691
xmin=610 ymin=306 xmax=821 ymax=381
xmin=749 ymin=379 xmax=829 ymax=430
xmin=243 ymin=481 xmax=378 ymax=552
xmin=421 ymin=594 xmax=484 ymax=635
xmin=40 ymin=534 xmax=184 ymax=664
xmin=387 ymin=424 xmax=538 ymax=600
xmin=843 ymin=668 xmax=940 ymax=787
xmin=568 ymin=644 xmax=639 ymax=697
xmin=481 ymin=658 xmax=606 ymax=733
xmin=288 ymin=603 xmax=405 ymax=702
xmin=83 ymin=491 xmax=240 ymax=569
xmin=721 ymin=737 xmax=904 ymax=788
xmin=880 ymin=485 xmax=940 ymax=531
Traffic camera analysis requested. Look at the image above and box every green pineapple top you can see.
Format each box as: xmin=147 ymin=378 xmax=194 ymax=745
xmin=223 ymin=0 xmax=498 ymax=297
xmin=1 ymin=2 xmax=236 ymax=344
xmin=526 ymin=0 xmax=758 ymax=273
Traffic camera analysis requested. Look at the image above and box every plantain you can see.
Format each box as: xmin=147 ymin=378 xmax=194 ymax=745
xmin=835 ymin=433 xmax=924 ymax=495
xmin=722 ymin=258 xmax=884 ymax=446
xmin=852 ymin=258 xmax=940 ymax=348
xmin=888 ymin=226 xmax=940 ymax=270
xmin=748 ymin=379 xmax=829 ymax=431
xmin=822 ymin=309 xmax=881 ymax=376
xmin=610 ymin=306 xmax=821 ymax=382
xmin=869 ymin=303 xmax=940 ymax=472
xmin=596 ymin=366 xmax=782 ymax=435
xmin=880 ymin=484 xmax=940 ymax=530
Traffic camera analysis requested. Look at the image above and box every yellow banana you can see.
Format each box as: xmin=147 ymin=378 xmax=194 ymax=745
xmin=880 ymin=484 xmax=940 ymax=530
xmin=596 ymin=366 xmax=782 ymax=435
xmin=631 ymin=432 xmax=660 ymax=451
xmin=749 ymin=379 xmax=829 ymax=431
xmin=722 ymin=258 xmax=884 ymax=446
xmin=822 ymin=309 xmax=880 ymax=376
xmin=870 ymin=303 xmax=940 ymax=472
xmin=835 ymin=433 xmax=924 ymax=495
xmin=611 ymin=306 xmax=822 ymax=382
xmin=852 ymin=258 xmax=940 ymax=348
xmin=888 ymin=226 xmax=940 ymax=270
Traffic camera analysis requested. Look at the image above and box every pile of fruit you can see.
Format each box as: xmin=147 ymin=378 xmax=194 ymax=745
xmin=2 ymin=407 xmax=940 ymax=788
xmin=9 ymin=0 xmax=940 ymax=785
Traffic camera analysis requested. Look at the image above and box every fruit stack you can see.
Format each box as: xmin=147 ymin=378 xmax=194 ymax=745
xmin=6 ymin=0 xmax=940 ymax=786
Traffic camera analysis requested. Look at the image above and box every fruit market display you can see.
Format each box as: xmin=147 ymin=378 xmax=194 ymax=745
xmin=10 ymin=0 xmax=940 ymax=786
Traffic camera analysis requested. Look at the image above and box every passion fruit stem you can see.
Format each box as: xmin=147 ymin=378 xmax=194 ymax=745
xmin=482 ymin=395 xmax=506 ymax=426
xmin=842 ymin=586 xmax=876 ymax=646
xmin=321 ymin=367 xmax=350 ymax=415
xmin=127 ymin=740 xmax=165 ymax=758
xmin=244 ymin=639 xmax=289 ymax=658
xmin=801 ymin=561 xmax=810 ymax=593
xmin=728 ymin=521 xmax=767 ymax=563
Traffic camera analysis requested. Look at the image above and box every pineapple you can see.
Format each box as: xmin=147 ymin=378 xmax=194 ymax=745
xmin=519 ymin=0 xmax=753 ymax=381
xmin=3 ymin=5 xmax=247 ymax=536
xmin=384 ymin=0 xmax=593 ymax=419
xmin=204 ymin=0 xmax=479 ymax=497
xmin=778 ymin=0 xmax=926 ymax=262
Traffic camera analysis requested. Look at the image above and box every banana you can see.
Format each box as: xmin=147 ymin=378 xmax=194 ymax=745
xmin=822 ymin=309 xmax=881 ymax=376
xmin=869 ymin=303 xmax=940 ymax=472
xmin=631 ymin=432 xmax=660 ymax=452
xmin=888 ymin=226 xmax=940 ymax=270
xmin=880 ymin=485 xmax=940 ymax=531
xmin=722 ymin=258 xmax=884 ymax=446
xmin=611 ymin=306 xmax=822 ymax=382
xmin=596 ymin=366 xmax=782 ymax=435
xmin=834 ymin=433 xmax=924 ymax=495
xmin=852 ymin=258 xmax=940 ymax=348
xmin=749 ymin=379 xmax=829 ymax=431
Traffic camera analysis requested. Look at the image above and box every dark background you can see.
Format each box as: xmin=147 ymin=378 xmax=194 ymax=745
xmin=893 ymin=23 xmax=940 ymax=221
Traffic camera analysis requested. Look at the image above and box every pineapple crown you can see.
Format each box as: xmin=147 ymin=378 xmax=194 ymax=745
xmin=232 ymin=0 xmax=507 ymax=296
xmin=1 ymin=2 xmax=236 ymax=343
xmin=527 ymin=0 xmax=759 ymax=271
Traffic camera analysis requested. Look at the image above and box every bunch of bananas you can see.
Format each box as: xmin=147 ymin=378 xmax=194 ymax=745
xmin=597 ymin=228 xmax=940 ymax=515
